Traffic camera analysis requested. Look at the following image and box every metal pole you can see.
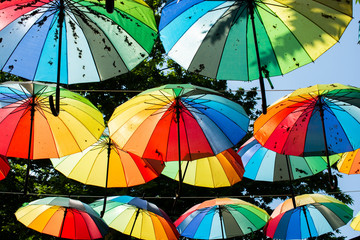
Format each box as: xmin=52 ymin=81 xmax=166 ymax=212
xmin=101 ymin=138 xmax=112 ymax=218
xmin=248 ymin=0 xmax=267 ymax=114
xmin=175 ymin=98 xmax=183 ymax=198
xmin=285 ymin=155 xmax=297 ymax=208
xmin=302 ymin=206 xmax=313 ymax=238
xmin=24 ymin=96 xmax=36 ymax=195
xmin=218 ymin=205 xmax=225 ymax=239
xmin=318 ymin=96 xmax=336 ymax=189
xmin=129 ymin=208 xmax=141 ymax=240
xmin=50 ymin=0 xmax=65 ymax=116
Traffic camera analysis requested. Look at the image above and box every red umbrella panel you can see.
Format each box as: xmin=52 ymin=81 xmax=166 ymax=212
xmin=0 ymin=155 xmax=10 ymax=181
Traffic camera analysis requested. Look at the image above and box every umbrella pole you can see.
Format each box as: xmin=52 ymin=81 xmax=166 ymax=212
xmin=249 ymin=1 xmax=267 ymax=114
xmin=129 ymin=208 xmax=140 ymax=240
xmin=285 ymin=155 xmax=297 ymax=208
xmin=23 ymin=96 xmax=36 ymax=195
xmin=302 ymin=206 xmax=313 ymax=238
xmin=100 ymin=138 xmax=112 ymax=218
xmin=175 ymin=98 xmax=183 ymax=198
xmin=218 ymin=205 xmax=225 ymax=239
xmin=59 ymin=207 xmax=68 ymax=238
xmin=49 ymin=0 xmax=65 ymax=117
xmin=318 ymin=96 xmax=337 ymax=189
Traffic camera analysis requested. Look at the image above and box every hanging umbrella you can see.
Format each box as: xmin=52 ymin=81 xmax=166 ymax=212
xmin=0 ymin=0 xmax=157 ymax=114
xmin=159 ymin=0 xmax=352 ymax=113
xmin=0 ymin=155 xmax=10 ymax=181
xmin=90 ymin=195 xmax=179 ymax=240
xmin=0 ymin=81 xmax=105 ymax=192
xmin=254 ymin=83 xmax=360 ymax=188
xmin=162 ymin=148 xmax=245 ymax=188
xmin=350 ymin=211 xmax=360 ymax=231
xmin=175 ymin=197 xmax=270 ymax=239
xmin=108 ymin=84 xmax=249 ymax=193
xmin=51 ymin=134 xmax=164 ymax=188
xmin=264 ymin=194 xmax=353 ymax=239
xmin=337 ymin=149 xmax=360 ymax=175
xmin=51 ymin=133 xmax=164 ymax=216
xmin=238 ymin=137 xmax=340 ymax=182
xmin=15 ymin=197 xmax=109 ymax=239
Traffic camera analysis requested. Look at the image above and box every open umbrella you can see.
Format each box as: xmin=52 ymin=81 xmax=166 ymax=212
xmin=162 ymin=148 xmax=244 ymax=188
xmin=15 ymin=197 xmax=109 ymax=239
xmin=90 ymin=196 xmax=179 ymax=240
xmin=51 ymin=132 xmax=164 ymax=216
xmin=108 ymin=84 xmax=249 ymax=194
xmin=175 ymin=197 xmax=270 ymax=239
xmin=0 ymin=0 xmax=157 ymax=114
xmin=254 ymin=83 xmax=360 ymax=188
xmin=238 ymin=137 xmax=340 ymax=182
xmin=159 ymin=0 xmax=352 ymax=113
xmin=0 ymin=81 xmax=105 ymax=193
xmin=337 ymin=149 xmax=360 ymax=175
xmin=0 ymin=155 xmax=10 ymax=181
xmin=264 ymin=194 xmax=353 ymax=239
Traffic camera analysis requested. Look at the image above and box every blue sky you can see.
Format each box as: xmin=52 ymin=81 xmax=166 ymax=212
xmin=228 ymin=2 xmax=360 ymax=239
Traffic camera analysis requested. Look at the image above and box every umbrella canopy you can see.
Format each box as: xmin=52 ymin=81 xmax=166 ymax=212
xmin=159 ymin=0 xmax=352 ymax=113
xmin=254 ymin=83 xmax=360 ymax=157
xmin=162 ymin=148 xmax=244 ymax=188
xmin=0 ymin=0 xmax=158 ymax=84
xmin=238 ymin=137 xmax=340 ymax=182
xmin=0 ymin=81 xmax=105 ymax=159
xmin=15 ymin=197 xmax=109 ymax=239
xmin=90 ymin=196 xmax=179 ymax=240
xmin=350 ymin=211 xmax=360 ymax=231
xmin=253 ymin=83 xmax=360 ymax=187
xmin=264 ymin=194 xmax=353 ymax=239
xmin=0 ymin=155 xmax=10 ymax=181
xmin=337 ymin=149 xmax=360 ymax=175
xmin=108 ymin=84 xmax=249 ymax=162
xmin=51 ymin=134 xmax=164 ymax=188
xmin=175 ymin=198 xmax=270 ymax=239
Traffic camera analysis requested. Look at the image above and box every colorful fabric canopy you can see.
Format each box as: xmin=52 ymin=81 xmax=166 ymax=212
xmin=109 ymin=84 xmax=249 ymax=162
xmin=15 ymin=197 xmax=109 ymax=239
xmin=90 ymin=196 xmax=179 ymax=240
xmin=238 ymin=137 xmax=340 ymax=181
xmin=0 ymin=81 xmax=105 ymax=159
xmin=162 ymin=148 xmax=244 ymax=188
xmin=0 ymin=0 xmax=158 ymax=84
xmin=175 ymin=198 xmax=270 ymax=239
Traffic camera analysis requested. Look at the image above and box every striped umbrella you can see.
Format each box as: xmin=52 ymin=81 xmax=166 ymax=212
xmin=175 ymin=198 xmax=270 ymax=239
xmin=90 ymin=196 xmax=179 ymax=240
xmin=264 ymin=194 xmax=353 ymax=239
xmin=15 ymin=197 xmax=109 ymax=239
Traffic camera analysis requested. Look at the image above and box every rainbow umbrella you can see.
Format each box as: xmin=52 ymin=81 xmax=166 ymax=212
xmin=90 ymin=196 xmax=179 ymax=240
xmin=254 ymin=83 xmax=360 ymax=188
xmin=0 ymin=81 xmax=105 ymax=193
xmin=162 ymin=148 xmax=244 ymax=188
xmin=51 ymin=133 xmax=164 ymax=216
xmin=264 ymin=194 xmax=353 ymax=239
xmin=0 ymin=155 xmax=10 ymax=181
xmin=15 ymin=197 xmax=109 ymax=239
xmin=337 ymin=149 xmax=360 ymax=175
xmin=238 ymin=137 xmax=340 ymax=182
xmin=108 ymin=84 xmax=249 ymax=193
xmin=175 ymin=198 xmax=270 ymax=239
xmin=0 ymin=0 xmax=157 ymax=114
xmin=159 ymin=0 xmax=352 ymax=113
